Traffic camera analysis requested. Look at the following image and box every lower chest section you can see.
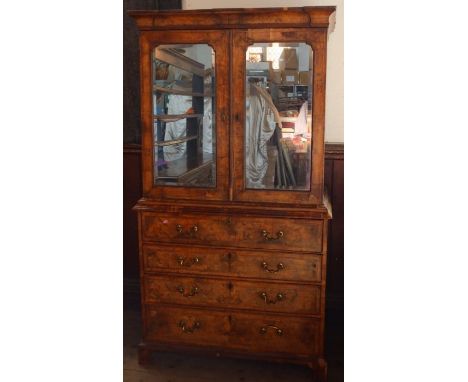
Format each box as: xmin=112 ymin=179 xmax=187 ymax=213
xmin=138 ymin=208 xmax=327 ymax=359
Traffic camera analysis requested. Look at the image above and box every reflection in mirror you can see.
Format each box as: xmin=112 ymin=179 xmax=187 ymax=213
xmin=245 ymin=43 xmax=313 ymax=191
xmin=153 ymin=44 xmax=215 ymax=187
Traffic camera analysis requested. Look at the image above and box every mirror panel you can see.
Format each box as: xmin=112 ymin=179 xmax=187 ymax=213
xmin=153 ymin=44 xmax=215 ymax=187
xmin=245 ymin=42 xmax=313 ymax=191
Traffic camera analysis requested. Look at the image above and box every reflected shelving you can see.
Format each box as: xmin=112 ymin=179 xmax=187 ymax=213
xmin=152 ymin=45 xmax=215 ymax=188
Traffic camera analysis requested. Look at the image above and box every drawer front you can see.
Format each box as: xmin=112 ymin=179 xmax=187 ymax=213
xmin=229 ymin=311 xmax=320 ymax=356
xmin=141 ymin=212 xmax=323 ymax=252
xmin=144 ymin=275 xmax=321 ymax=315
xmin=144 ymin=304 xmax=319 ymax=356
xmin=145 ymin=304 xmax=230 ymax=348
xmin=142 ymin=244 xmax=322 ymax=282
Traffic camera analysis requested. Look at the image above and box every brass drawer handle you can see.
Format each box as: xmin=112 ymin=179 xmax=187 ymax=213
xmin=261 ymin=230 xmax=284 ymax=241
xmin=261 ymin=261 xmax=284 ymax=273
xmin=177 ymin=256 xmax=201 ymax=267
xmin=259 ymin=325 xmax=283 ymax=336
xmin=176 ymin=285 xmax=199 ymax=297
xmin=176 ymin=224 xmax=199 ymax=237
xmin=178 ymin=320 xmax=201 ymax=333
xmin=259 ymin=291 xmax=285 ymax=304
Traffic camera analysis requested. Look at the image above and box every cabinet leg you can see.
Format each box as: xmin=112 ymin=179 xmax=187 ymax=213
xmin=138 ymin=344 xmax=151 ymax=366
xmin=308 ymin=358 xmax=328 ymax=382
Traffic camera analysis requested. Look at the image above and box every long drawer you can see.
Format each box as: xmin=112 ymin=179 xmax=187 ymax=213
xmin=144 ymin=274 xmax=321 ymax=315
xmin=141 ymin=212 xmax=323 ymax=253
xmin=144 ymin=304 xmax=320 ymax=356
xmin=142 ymin=244 xmax=322 ymax=282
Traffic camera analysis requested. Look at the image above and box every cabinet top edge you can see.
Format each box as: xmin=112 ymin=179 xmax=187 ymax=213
xmin=128 ymin=7 xmax=336 ymax=31
xmin=127 ymin=6 xmax=336 ymax=16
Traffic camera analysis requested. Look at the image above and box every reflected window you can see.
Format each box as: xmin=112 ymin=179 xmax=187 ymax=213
xmin=153 ymin=44 xmax=215 ymax=187
xmin=245 ymin=43 xmax=312 ymax=190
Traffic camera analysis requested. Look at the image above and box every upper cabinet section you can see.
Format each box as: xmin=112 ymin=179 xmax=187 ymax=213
xmin=129 ymin=8 xmax=335 ymax=206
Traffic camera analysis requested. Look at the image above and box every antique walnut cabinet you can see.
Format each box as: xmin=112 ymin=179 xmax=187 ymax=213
xmin=129 ymin=7 xmax=335 ymax=381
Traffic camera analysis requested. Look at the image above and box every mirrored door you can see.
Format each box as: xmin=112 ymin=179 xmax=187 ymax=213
xmin=153 ymin=44 xmax=215 ymax=188
xmin=232 ymin=29 xmax=327 ymax=205
xmin=245 ymin=42 xmax=313 ymax=191
xmin=140 ymin=31 xmax=229 ymax=200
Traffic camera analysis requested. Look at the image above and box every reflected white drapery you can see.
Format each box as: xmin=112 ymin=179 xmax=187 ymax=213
xmin=245 ymin=84 xmax=281 ymax=188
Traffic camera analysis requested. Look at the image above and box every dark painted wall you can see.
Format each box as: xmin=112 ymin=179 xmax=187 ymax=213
xmin=124 ymin=0 xmax=182 ymax=144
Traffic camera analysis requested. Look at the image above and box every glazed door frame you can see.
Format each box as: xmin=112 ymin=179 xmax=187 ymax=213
xmin=231 ymin=28 xmax=328 ymax=205
xmin=139 ymin=30 xmax=230 ymax=201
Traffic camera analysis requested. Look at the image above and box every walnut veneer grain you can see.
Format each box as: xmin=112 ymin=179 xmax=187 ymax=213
xmin=129 ymin=7 xmax=335 ymax=381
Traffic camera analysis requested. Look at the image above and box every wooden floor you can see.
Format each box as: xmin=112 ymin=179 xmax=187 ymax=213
xmin=123 ymin=308 xmax=343 ymax=382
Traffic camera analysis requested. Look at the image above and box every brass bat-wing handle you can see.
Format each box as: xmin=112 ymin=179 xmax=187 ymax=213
xmin=176 ymin=285 xmax=199 ymax=297
xmin=261 ymin=261 xmax=285 ymax=273
xmin=261 ymin=230 xmax=284 ymax=241
xmin=177 ymin=256 xmax=201 ymax=267
xmin=176 ymin=224 xmax=199 ymax=237
xmin=259 ymin=291 xmax=285 ymax=304
xmin=259 ymin=325 xmax=283 ymax=336
xmin=178 ymin=320 xmax=201 ymax=333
